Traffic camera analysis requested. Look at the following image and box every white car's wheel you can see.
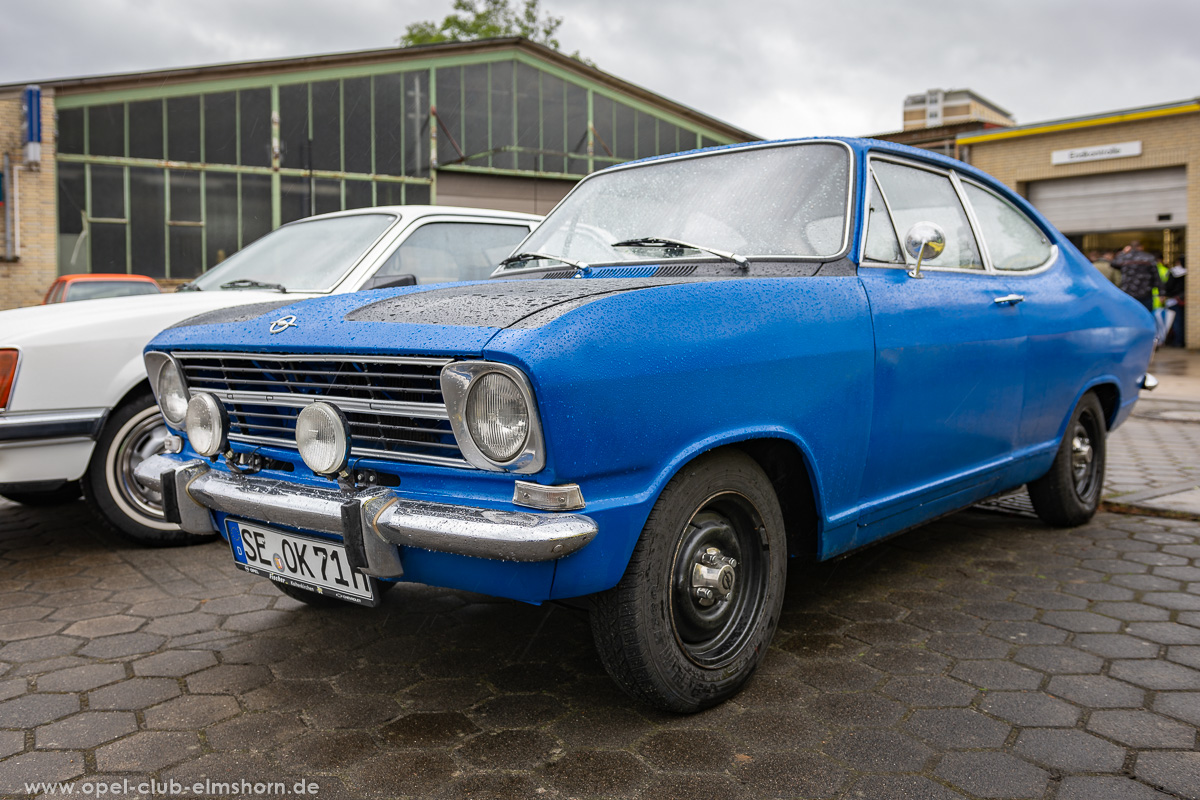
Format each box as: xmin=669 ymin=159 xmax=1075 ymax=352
xmin=83 ymin=392 xmax=215 ymax=546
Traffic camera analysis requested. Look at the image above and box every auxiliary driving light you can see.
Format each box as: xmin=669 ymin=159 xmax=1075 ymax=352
xmin=185 ymin=393 xmax=229 ymax=457
xmin=296 ymin=402 xmax=351 ymax=476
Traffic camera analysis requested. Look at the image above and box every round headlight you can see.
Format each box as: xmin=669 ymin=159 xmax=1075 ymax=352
xmin=185 ymin=393 xmax=228 ymax=457
xmin=466 ymin=372 xmax=529 ymax=462
xmin=296 ymin=402 xmax=350 ymax=476
xmin=156 ymin=359 xmax=189 ymax=428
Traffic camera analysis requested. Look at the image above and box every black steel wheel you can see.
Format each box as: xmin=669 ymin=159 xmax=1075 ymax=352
xmin=590 ymin=450 xmax=787 ymax=712
xmin=1028 ymin=392 xmax=1107 ymax=527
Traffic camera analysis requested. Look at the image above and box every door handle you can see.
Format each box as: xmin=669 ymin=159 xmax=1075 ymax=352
xmin=993 ymin=294 xmax=1025 ymax=305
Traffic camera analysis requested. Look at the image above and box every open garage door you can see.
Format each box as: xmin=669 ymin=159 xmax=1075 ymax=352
xmin=1027 ymin=167 xmax=1186 ymax=234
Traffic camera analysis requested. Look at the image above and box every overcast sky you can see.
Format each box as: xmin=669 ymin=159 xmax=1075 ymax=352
xmin=4 ymin=0 xmax=1199 ymax=138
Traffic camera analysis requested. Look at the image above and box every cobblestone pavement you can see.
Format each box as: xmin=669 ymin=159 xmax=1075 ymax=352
xmin=1 ymin=497 xmax=1198 ymax=800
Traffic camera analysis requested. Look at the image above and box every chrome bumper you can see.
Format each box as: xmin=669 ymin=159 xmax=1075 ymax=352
xmin=134 ymin=454 xmax=598 ymax=572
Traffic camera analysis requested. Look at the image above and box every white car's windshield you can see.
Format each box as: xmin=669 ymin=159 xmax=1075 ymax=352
xmin=186 ymin=213 xmax=398 ymax=293
xmin=499 ymin=142 xmax=851 ymax=272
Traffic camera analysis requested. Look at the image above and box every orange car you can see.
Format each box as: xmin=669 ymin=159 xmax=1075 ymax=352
xmin=43 ymin=274 xmax=161 ymax=304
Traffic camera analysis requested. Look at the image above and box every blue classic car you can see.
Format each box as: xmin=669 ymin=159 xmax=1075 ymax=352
xmin=137 ymin=138 xmax=1156 ymax=711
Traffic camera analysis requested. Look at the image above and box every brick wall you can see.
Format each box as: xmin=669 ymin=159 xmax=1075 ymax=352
xmin=0 ymin=88 xmax=58 ymax=310
xmin=966 ymin=113 xmax=1199 ymax=350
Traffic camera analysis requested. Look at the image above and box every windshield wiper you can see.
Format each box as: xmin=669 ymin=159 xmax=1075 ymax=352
xmin=176 ymin=282 xmax=201 ymax=292
xmin=499 ymin=251 xmax=591 ymax=275
xmin=612 ymin=237 xmax=749 ymax=270
xmin=219 ymin=278 xmax=287 ymax=293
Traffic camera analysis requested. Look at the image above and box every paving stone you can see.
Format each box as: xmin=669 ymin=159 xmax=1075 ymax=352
xmin=950 ymin=659 xmax=1043 ymax=690
xmin=78 ymin=632 xmax=166 ymax=658
xmin=0 ymin=620 xmax=65 ymax=640
xmin=348 ymin=751 xmax=458 ymax=798
xmin=1048 ymin=675 xmax=1146 ymax=708
xmin=0 ymin=692 xmax=79 ymax=727
xmin=1127 ymin=622 xmax=1200 ymax=645
xmin=883 ymin=675 xmax=977 ymax=707
xmin=906 ymin=608 xmax=986 ymax=633
xmin=546 ymin=749 xmax=653 ymax=797
xmin=1014 ymin=728 xmax=1127 ymax=772
xmin=185 ymin=664 xmax=272 ymax=695
xmin=823 ymin=728 xmax=934 ymax=772
xmin=795 ymin=660 xmax=882 ymax=691
xmin=303 ymin=694 xmax=400 ymax=729
xmin=926 ymin=632 xmax=1011 ymax=659
xmin=802 ymin=692 xmax=907 ymax=727
xmin=0 ymin=635 xmax=80 ymax=662
xmin=61 ymin=614 xmax=143 ymax=638
xmin=860 ymin=646 xmax=950 ymax=675
xmin=1057 ymin=776 xmax=1177 ymax=799
xmin=1166 ymin=646 xmax=1200 ymax=669
xmin=127 ymin=597 xmax=200 ymax=617
xmin=144 ymin=612 xmax=222 ymax=636
xmin=94 ymin=731 xmax=202 ymax=772
xmin=845 ymin=775 xmax=968 ymax=799
xmin=1153 ymin=692 xmax=1200 ymax=726
xmin=1134 ymin=751 xmax=1200 ymax=800
xmin=734 ymin=750 xmax=850 ymax=798
xmin=204 ymin=711 xmax=305 ymax=750
xmin=1092 ymin=602 xmax=1173 ymax=622
xmin=273 ymin=730 xmax=375 ymax=771
xmin=1109 ymin=659 xmax=1200 ymax=690
xmin=0 ymin=751 xmax=85 ymax=796
xmin=905 ymin=708 xmax=1011 ymax=749
xmin=133 ymin=649 xmax=218 ymax=677
xmin=87 ymin=677 xmax=180 ymax=710
xmin=980 ymin=691 xmax=1081 ymax=726
xmin=1088 ymin=709 xmax=1197 ymax=749
xmin=0 ymin=678 xmax=22 ymax=701
xmin=985 ymin=621 xmax=1069 ymax=644
xmin=144 ymin=694 xmax=240 ymax=729
xmin=1015 ymin=645 xmax=1105 ymax=674
xmin=1074 ymin=634 xmax=1162 ymax=659
xmin=36 ymin=663 xmax=125 ymax=692
xmin=934 ymin=751 xmax=1049 ymax=799
xmin=35 ymin=711 xmax=136 ymax=749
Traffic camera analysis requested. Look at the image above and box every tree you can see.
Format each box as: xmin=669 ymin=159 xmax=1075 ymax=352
xmin=399 ymin=0 xmax=565 ymax=50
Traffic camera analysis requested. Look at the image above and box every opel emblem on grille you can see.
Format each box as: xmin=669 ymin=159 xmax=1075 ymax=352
xmin=269 ymin=315 xmax=298 ymax=334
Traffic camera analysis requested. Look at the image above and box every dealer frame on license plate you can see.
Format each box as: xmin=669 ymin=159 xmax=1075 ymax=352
xmin=226 ymin=519 xmax=380 ymax=607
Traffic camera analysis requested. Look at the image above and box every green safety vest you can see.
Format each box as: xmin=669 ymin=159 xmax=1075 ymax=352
xmin=1154 ymin=262 xmax=1170 ymax=309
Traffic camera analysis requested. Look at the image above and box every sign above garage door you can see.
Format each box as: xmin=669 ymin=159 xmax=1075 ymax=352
xmin=1028 ymin=167 xmax=1187 ymax=234
xmin=1051 ymin=140 xmax=1142 ymax=165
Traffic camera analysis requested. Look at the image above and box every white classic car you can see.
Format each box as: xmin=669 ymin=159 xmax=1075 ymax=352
xmin=0 ymin=205 xmax=539 ymax=544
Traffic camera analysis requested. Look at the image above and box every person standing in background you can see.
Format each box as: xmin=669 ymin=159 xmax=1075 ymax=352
xmin=1112 ymin=241 xmax=1162 ymax=311
xmin=1090 ymin=250 xmax=1120 ymax=285
xmin=1165 ymin=257 xmax=1187 ymax=347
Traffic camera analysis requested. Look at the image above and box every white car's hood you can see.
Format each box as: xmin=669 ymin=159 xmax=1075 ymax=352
xmin=1 ymin=290 xmax=313 ymax=412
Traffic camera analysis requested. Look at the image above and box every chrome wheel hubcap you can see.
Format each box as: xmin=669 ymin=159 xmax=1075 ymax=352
xmin=691 ymin=546 xmax=738 ymax=607
xmin=116 ymin=412 xmax=170 ymax=518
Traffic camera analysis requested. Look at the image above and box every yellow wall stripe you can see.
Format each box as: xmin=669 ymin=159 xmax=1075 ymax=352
xmin=958 ymin=103 xmax=1200 ymax=145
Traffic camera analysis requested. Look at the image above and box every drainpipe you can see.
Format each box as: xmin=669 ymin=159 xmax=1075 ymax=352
xmin=2 ymin=153 xmax=14 ymax=261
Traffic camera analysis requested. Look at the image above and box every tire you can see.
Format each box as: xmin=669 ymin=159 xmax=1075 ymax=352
xmin=82 ymin=391 xmax=215 ymax=547
xmin=1 ymin=483 xmax=82 ymax=506
xmin=590 ymin=450 xmax=788 ymax=713
xmin=1028 ymin=392 xmax=1107 ymax=528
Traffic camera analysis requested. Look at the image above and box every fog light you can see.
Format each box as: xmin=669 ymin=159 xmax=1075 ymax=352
xmin=296 ymin=402 xmax=350 ymax=476
xmin=185 ymin=393 xmax=228 ymax=457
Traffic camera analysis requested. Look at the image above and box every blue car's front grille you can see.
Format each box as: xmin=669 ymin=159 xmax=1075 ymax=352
xmin=174 ymin=352 xmax=467 ymax=468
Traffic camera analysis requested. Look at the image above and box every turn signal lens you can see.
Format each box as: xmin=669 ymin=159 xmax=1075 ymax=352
xmin=296 ymin=402 xmax=351 ymax=476
xmin=466 ymin=372 xmax=529 ymax=462
xmin=185 ymin=393 xmax=229 ymax=457
xmin=0 ymin=349 xmax=16 ymax=410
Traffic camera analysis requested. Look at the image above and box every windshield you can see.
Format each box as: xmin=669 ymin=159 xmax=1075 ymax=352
xmin=500 ymin=142 xmax=851 ymax=270
xmin=188 ymin=213 xmax=397 ymax=292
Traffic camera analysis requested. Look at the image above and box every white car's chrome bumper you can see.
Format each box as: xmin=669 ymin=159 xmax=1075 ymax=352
xmin=0 ymin=409 xmax=107 ymax=488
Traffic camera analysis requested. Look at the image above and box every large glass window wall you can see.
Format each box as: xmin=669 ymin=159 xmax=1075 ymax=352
xmin=55 ymin=56 xmax=731 ymax=279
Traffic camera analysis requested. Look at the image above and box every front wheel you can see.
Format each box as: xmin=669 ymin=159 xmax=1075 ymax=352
xmin=82 ymin=392 xmax=215 ymax=547
xmin=1028 ymin=392 xmax=1107 ymax=527
xmin=590 ymin=450 xmax=787 ymax=713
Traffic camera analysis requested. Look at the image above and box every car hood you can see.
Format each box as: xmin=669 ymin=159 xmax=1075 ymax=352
xmin=150 ymin=278 xmax=709 ymax=356
xmin=0 ymin=290 xmax=302 ymax=348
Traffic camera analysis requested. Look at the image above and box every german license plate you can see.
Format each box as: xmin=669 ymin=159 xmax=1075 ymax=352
xmin=226 ymin=520 xmax=379 ymax=607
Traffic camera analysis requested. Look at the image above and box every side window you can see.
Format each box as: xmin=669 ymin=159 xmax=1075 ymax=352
xmin=863 ymin=172 xmax=904 ymax=263
xmin=375 ymin=222 xmax=529 ymax=284
xmin=962 ymin=182 xmax=1052 ymax=271
xmin=872 ymin=160 xmax=983 ymax=270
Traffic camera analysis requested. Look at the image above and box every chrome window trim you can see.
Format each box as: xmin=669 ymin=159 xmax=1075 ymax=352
xmin=440 ymin=361 xmax=547 ymax=474
xmin=492 ymin=140 xmax=857 ymax=276
xmin=862 ymin=154 xmax=990 ymax=276
xmin=949 ymin=171 xmax=996 ymax=273
xmin=0 ymin=345 xmax=22 ymax=414
xmin=956 ymin=177 xmax=1059 ymax=277
xmin=861 ymin=165 xmax=906 ymax=266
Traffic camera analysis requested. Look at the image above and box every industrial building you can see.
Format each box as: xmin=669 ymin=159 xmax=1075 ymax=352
xmin=0 ymin=38 xmax=753 ymax=309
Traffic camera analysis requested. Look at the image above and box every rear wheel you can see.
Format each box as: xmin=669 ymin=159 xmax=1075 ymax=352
xmin=1028 ymin=392 xmax=1107 ymax=527
xmin=590 ymin=450 xmax=787 ymax=712
xmin=82 ymin=392 xmax=214 ymax=547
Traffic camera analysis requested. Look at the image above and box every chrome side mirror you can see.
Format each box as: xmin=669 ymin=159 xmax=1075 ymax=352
xmin=904 ymin=222 xmax=946 ymax=279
